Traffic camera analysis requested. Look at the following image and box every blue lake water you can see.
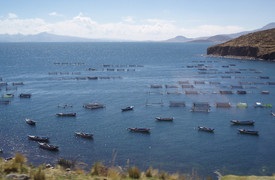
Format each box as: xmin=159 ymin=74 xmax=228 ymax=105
xmin=0 ymin=42 xmax=275 ymax=177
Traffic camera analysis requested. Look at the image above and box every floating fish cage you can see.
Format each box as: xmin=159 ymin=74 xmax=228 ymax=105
xmin=219 ymin=90 xmax=233 ymax=95
xmin=178 ymin=80 xmax=190 ymax=84
xmin=182 ymin=85 xmax=194 ymax=88
xmin=237 ymin=102 xmax=248 ymax=108
xmin=150 ymin=84 xmax=163 ymax=88
xmin=194 ymin=81 xmax=205 ymax=84
xmin=191 ymin=102 xmax=210 ymax=112
xmin=216 ymin=102 xmax=231 ymax=108
xmin=165 ymin=85 xmax=178 ymax=88
xmin=237 ymin=90 xmax=247 ymax=94
xmin=185 ymin=91 xmax=199 ymax=95
xmin=231 ymin=85 xmax=243 ymax=89
xmin=169 ymin=101 xmax=186 ymax=107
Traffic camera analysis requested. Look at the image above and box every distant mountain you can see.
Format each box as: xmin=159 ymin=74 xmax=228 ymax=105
xmin=163 ymin=35 xmax=192 ymax=43
xmin=207 ymin=28 xmax=275 ymax=60
xmin=165 ymin=22 xmax=275 ymax=43
xmin=0 ymin=32 xmax=99 ymax=42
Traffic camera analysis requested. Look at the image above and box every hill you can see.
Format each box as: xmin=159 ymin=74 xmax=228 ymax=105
xmin=207 ymin=28 xmax=275 ymax=60
xmin=163 ymin=35 xmax=192 ymax=42
xmin=0 ymin=32 xmax=101 ymax=42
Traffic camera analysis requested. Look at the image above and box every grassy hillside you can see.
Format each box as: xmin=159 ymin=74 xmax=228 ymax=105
xmin=207 ymin=28 xmax=275 ymax=60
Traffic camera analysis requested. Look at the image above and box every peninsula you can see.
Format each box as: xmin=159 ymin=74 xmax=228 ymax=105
xmin=207 ymin=28 xmax=275 ymax=61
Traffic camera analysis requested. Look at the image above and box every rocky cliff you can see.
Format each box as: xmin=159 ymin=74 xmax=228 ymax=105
xmin=207 ymin=28 xmax=275 ymax=60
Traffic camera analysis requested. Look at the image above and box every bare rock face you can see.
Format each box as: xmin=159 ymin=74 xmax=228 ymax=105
xmin=207 ymin=28 xmax=275 ymax=60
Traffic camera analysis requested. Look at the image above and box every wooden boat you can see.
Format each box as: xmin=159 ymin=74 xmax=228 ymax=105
xmin=2 ymin=93 xmax=14 ymax=98
xmin=38 ymin=142 xmax=59 ymax=151
xmin=238 ymin=129 xmax=259 ymax=135
xmin=230 ymin=120 xmax=254 ymax=126
xmin=56 ymin=112 xmax=76 ymax=117
xmin=197 ymin=126 xmax=214 ymax=133
xmin=83 ymin=103 xmax=105 ymax=109
xmin=128 ymin=128 xmax=150 ymax=133
xmin=121 ymin=106 xmax=134 ymax=112
xmin=155 ymin=117 xmax=174 ymax=121
xmin=25 ymin=118 xmax=36 ymax=126
xmin=28 ymin=135 xmax=49 ymax=142
xmin=75 ymin=132 xmax=93 ymax=139
xmin=261 ymin=91 xmax=270 ymax=94
xmin=19 ymin=93 xmax=31 ymax=98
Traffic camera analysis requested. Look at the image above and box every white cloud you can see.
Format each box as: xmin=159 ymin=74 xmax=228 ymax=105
xmin=122 ymin=16 xmax=135 ymax=23
xmin=48 ymin=12 xmax=63 ymax=17
xmin=7 ymin=13 xmax=18 ymax=19
xmin=0 ymin=13 xmax=245 ymax=40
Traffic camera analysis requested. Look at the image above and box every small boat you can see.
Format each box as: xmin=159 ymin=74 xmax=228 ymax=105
xmin=271 ymin=112 xmax=275 ymax=117
xmin=155 ymin=117 xmax=174 ymax=121
xmin=197 ymin=126 xmax=214 ymax=133
xmin=238 ymin=129 xmax=259 ymax=135
xmin=83 ymin=103 xmax=105 ymax=110
xmin=0 ymin=148 xmax=3 ymax=153
xmin=56 ymin=112 xmax=76 ymax=117
xmin=128 ymin=128 xmax=150 ymax=133
xmin=38 ymin=142 xmax=59 ymax=151
xmin=261 ymin=91 xmax=270 ymax=94
xmin=230 ymin=120 xmax=254 ymax=126
xmin=57 ymin=104 xmax=73 ymax=108
xmin=2 ymin=93 xmax=14 ymax=98
xmin=19 ymin=93 xmax=31 ymax=98
xmin=28 ymin=135 xmax=49 ymax=142
xmin=25 ymin=118 xmax=36 ymax=126
xmin=254 ymin=102 xmax=272 ymax=108
xmin=75 ymin=132 xmax=93 ymax=139
xmin=121 ymin=106 xmax=134 ymax=112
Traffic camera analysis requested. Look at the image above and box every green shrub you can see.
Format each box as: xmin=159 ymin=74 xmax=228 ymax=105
xmin=91 ymin=162 xmax=107 ymax=176
xmin=33 ymin=167 xmax=45 ymax=180
xmin=128 ymin=166 xmax=140 ymax=179
xmin=145 ymin=167 xmax=153 ymax=177
xmin=57 ymin=158 xmax=75 ymax=169
xmin=14 ymin=153 xmax=26 ymax=164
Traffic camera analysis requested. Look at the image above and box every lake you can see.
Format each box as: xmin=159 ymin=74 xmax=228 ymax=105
xmin=0 ymin=42 xmax=275 ymax=177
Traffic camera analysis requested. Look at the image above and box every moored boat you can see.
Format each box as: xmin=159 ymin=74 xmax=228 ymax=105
xmin=230 ymin=120 xmax=254 ymax=126
xmin=2 ymin=93 xmax=14 ymax=98
xmin=75 ymin=132 xmax=93 ymax=139
xmin=121 ymin=106 xmax=134 ymax=112
xmin=28 ymin=135 xmax=49 ymax=142
xmin=83 ymin=103 xmax=105 ymax=110
xmin=19 ymin=93 xmax=31 ymax=98
xmin=25 ymin=118 xmax=36 ymax=126
xmin=197 ymin=126 xmax=214 ymax=133
xmin=238 ymin=129 xmax=259 ymax=135
xmin=155 ymin=117 xmax=174 ymax=121
xmin=56 ymin=112 xmax=76 ymax=117
xmin=38 ymin=142 xmax=59 ymax=151
xmin=128 ymin=128 xmax=150 ymax=133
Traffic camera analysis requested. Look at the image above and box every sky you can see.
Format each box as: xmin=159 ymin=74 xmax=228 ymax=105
xmin=0 ymin=0 xmax=274 ymax=41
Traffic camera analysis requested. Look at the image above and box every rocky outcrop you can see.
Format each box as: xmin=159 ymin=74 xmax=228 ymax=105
xmin=207 ymin=28 xmax=275 ymax=60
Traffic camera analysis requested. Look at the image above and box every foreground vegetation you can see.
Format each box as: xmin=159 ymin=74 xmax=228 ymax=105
xmin=0 ymin=153 xmax=275 ymax=179
xmin=0 ymin=153 xmax=204 ymax=180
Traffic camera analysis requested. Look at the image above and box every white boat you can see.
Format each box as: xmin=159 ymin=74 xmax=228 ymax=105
xmin=38 ymin=142 xmax=59 ymax=151
xmin=75 ymin=132 xmax=93 ymax=139
xmin=155 ymin=117 xmax=174 ymax=121
xmin=25 ymin=118 xmax=36 ymax=126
